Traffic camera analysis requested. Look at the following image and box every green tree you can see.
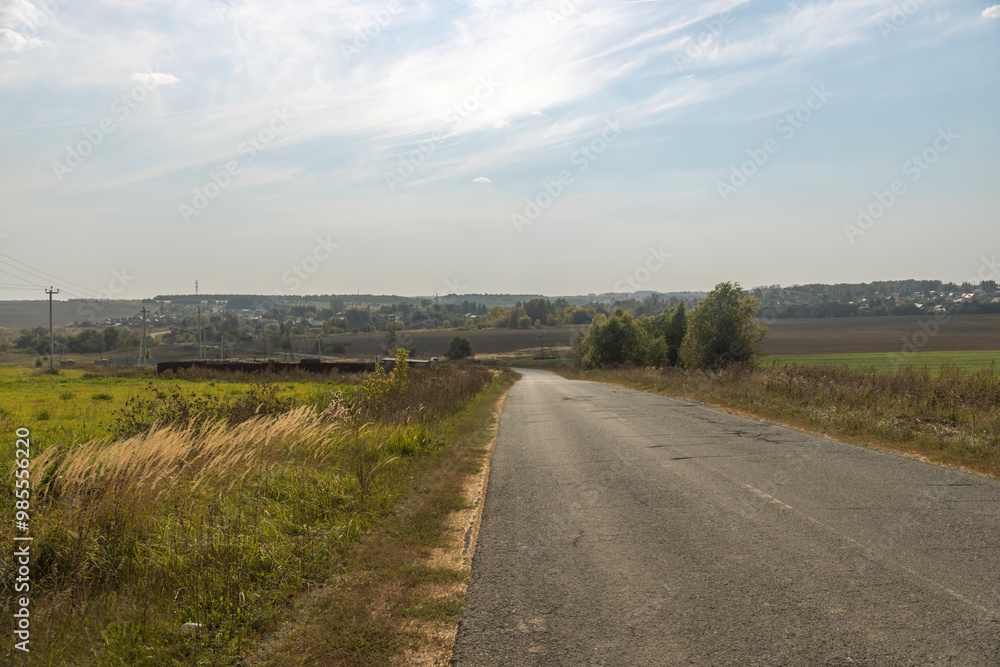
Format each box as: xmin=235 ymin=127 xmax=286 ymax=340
xmin=524 ymin=298 xmax=555 ymax=326
xmin=568 ymin=307 xmax=595 ymax=324
xmin=507 ymin=306 xmax=527 ymax=329
xmin=635 ymin=315 xmax=667 ymax=366
xmin=67 ymin=329 xmax=103 ymax=354
xmin=445 ymin=336 xmax=474 ymax=360
xmin=580 ymin=310 xmax=650 ymax=368
xmin=15 ymin=326 xmax=48 ymax=353
xmin=665 ymin=302 xmax=686 ymax=366
xmin=679 ymin=282 xmax=766 ymax=369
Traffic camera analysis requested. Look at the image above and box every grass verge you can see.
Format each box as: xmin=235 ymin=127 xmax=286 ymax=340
xmin=245 ymin=369 xmax=515 ymax=666
xmin=556 ymin=363 xmax=1000 ymax=479
xmin=0 ymin=363 xmax=514 ymax=665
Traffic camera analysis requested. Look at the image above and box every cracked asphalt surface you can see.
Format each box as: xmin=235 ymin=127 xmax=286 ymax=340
xmin=450 ymin=369 xmax=1000 ymax=665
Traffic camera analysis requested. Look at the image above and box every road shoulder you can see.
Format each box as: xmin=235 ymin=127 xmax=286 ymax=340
xmin=245 ymin=375 xmax=515 ymax=666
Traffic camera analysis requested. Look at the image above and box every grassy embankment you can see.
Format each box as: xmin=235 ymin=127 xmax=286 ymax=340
xmin=248 ymin=364 xmax=514 ymax=666
xmin=769 ymin=351 xmax=1000 ymax=374
xmin=557 ymin=363 xmax=1000 ymax=478
xmin=0 ymin=359 xmax=515 ymax=664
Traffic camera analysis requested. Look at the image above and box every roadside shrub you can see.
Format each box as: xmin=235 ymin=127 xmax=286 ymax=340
xmin=580 ymin=310 xmax=650 ymax=368
xmin=445 ymin=336 xmax=474 ymax=360
xmin=351 ymin=350 xmax=501 ymax=424
xmin=111 ymin=382 xmax=294 ymax=439
xmin=680 ymin=281 xmax=766 ymax=369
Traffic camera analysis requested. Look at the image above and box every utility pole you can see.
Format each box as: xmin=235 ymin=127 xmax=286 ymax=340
xmin=220 ymin=332 xmax=224 ymax=360
xmin=196 ymin=281 xmax=202 ymax=360
xmin=138 ymin=306 xmax=147 ymax=365
xmin=46 ymin=287 xmax=59 ymax=371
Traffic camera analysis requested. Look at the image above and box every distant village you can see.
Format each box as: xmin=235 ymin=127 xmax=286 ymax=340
xmin=4 ymin=279 xmax=998 ymax=361
xmin=79 ymin=279 xmax=1000 ymax=335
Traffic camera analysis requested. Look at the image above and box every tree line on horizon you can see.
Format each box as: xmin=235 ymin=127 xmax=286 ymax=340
xmin=5 ymin=276 xmax=998 ymax=361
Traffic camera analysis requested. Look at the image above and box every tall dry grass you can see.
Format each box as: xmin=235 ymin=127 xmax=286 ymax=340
xmin=0 ymin=363 xmax=504 ymax=664
xmin=37 ymin=406 xmax=334 ymax=501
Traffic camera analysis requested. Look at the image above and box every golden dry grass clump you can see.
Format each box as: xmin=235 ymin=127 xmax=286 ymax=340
xmin=34 ymin=405 xmax=339 ymax=502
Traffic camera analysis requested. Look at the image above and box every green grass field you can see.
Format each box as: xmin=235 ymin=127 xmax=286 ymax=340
xmin=0 ymin=366 xmax=351 ymax=452
xmin=768 ymin=350 xmax=1000 ymax=374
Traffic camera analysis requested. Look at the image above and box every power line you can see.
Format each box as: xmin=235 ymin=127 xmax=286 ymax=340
xmin=0 ymin=267 xmax=45 ymax=288
xmin=0 ymin=252 xmax=101 ymax=299
xmin=0 ymin=252 xmax=100 ymax=295
xmin=49 ymin=286 xmax=93 ymax=301
xmin=0 ymin=267 xmax=93 ymax=301
xmin=0 ymin=272 xmax=91 ymax=300
xmin=0 ymin=267 xmax=91 ymax=300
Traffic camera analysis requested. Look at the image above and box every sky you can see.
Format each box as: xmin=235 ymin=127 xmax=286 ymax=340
xmin=0 ymin=0 xmax=998 ymax=303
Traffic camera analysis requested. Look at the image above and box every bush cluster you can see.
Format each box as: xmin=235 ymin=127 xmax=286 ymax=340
xmin=580 ymin=281 xmax=766 ymax=370
xmin=111 ymin=382 xmax=294 ymax=439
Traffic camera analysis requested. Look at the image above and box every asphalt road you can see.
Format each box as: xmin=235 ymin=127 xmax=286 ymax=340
xmin=451 ymin=369 xmax=1000 ymax=666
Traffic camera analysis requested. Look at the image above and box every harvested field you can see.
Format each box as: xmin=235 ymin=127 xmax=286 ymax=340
xmin=333 ymin=326 xmax=587 ymax=357
xmin=0 ymin=299 xmax=143 ymax=329
xmin=762 ymin=314 xmax=1000 ymax=355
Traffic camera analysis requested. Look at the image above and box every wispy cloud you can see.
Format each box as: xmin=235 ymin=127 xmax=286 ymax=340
xmin=0 ymin=26 xmax=43 ymax=51
xmin=0 ymin=0 xmax=992 ymax=200
xmin=131 ymin=71 xmax=179 ymax=86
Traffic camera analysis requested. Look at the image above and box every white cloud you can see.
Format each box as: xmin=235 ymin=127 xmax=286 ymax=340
xmin=0 ymin=0 xmax=44 ymax=28
xmin=5 ymin=0 xmax=883 ymax=189
xmin=0 ymin=28 xmax=43 ymax=52
xmin=0 ymin=0 xmax=985 ymax=199
xmin=472 ymin=176 xmax=491 ymax=183
xmin=130 ymin=71 xmax=179 ymax=86
xmin=983 ymin=5 xmax=1000 ymax=20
